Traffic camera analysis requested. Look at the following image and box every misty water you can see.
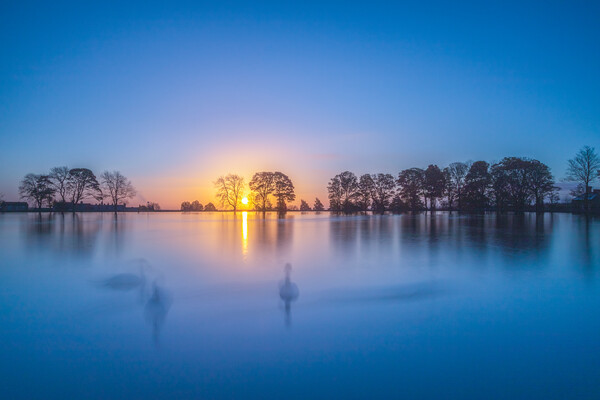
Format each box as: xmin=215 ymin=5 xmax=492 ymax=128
xmin=0 ymin=212 xmax=599 ymax=399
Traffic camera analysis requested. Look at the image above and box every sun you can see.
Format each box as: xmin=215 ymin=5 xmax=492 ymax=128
xmin=241 ymin=197 xmax=249 ymax=205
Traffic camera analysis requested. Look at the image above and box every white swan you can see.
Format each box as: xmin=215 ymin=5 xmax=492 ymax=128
xmin=279 ymin=263 xmax=299 ymax=326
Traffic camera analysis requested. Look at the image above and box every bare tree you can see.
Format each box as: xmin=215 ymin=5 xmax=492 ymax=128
xmin=249 ymin=172 xmax=275 ymax=211
xmin=100 ymin=171 xmax=136 ymax=211
xmin=566 ymin=146 xmax=600 ymax=213
xmin=68 ymin=168 xmax=102 ymax=205
xmin=49 ymin=166 xmax=71 ymax=203
xmin=214 ymin=174 xmax=245 ymax=211
xmin=19 ymin=174 xmax=55 ymax=209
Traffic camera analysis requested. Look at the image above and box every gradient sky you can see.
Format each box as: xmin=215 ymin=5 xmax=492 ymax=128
xmin=1 ymin=1 xmax=599 ymax=208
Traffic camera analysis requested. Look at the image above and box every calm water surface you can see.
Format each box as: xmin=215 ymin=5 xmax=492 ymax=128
xmin=0 ymin=212 xmax=599 ymax=399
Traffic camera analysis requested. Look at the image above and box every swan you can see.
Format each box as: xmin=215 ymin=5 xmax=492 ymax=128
xmin=279 ymin=263 xmax=299 ymax=326
xmin=279 ymin=263 xmax=299 ymax=302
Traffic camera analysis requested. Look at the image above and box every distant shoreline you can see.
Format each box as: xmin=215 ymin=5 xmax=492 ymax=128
xmin=0 ymin=209 xmax=586 ymax=215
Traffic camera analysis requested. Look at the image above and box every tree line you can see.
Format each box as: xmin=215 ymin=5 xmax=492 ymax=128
xmin=180 ymin=200 xmax=217 ymax=211
xmin=327 ymin=146 xmax=600 ymax=214
xmin=182 ymin=172 xmax=325 ymax=212
xmin=18 ymin=167 xmax=137 ymax=211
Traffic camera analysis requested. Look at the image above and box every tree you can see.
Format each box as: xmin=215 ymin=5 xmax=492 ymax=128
xmin=463 ymin=161 xmax=491 ymax=211
xmin=191 ymin=200 xmax=203 ymax=211
xmin=181 ymin=201 xmax=192 ymax=211
xmin=529 ymin=160 xmax=555 ymax=212
xmin=327 ymin=171 xmax=359 ymax=213
xmin=68 ymin=168 xmax=102 ymax=205
xmin=140 ymin=202 xmax=160 ymax=211
xmin=273 ymin=172 xmax=296 ymax=211
xmin=490 ymin=157 xmax=554 ymax=212
xmin=19 ymin=174 xmax=55 ymax=209
xmin=446 ymin=162 xmax=470 ymax=211
xmin=313 ymin=198 xmax=325 ymax=211
xmin=397 ymin=168 xmax=425 ymax=211
xmin=100 ymin=171 xmax=136 ymax=211
xmin=49 ymin=166 xmax=71 ymax=203
xmin=204 ymin=202 xmax=217 ymax=211
xmin=371 ymin=173 xmax=396 ymax=213
xmin=214 ymin=174 xmax=245 ymax=211
xmin=566 ymin=146 xmax=600 ymax=213
xmin=300 ymin=199 xmax=311 ymax=211
xmin=423 ymin=165 xmax=446 ymax=210
xmin=356 ymin=174 xmax=374 ymax=212
xmin=249 ymin=172 xmax=276 ymax=211
xmin=390 ymin=193 xmax=406 ymax=213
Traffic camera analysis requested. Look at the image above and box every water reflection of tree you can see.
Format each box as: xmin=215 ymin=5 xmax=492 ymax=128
xmin=490 ymin=213 xmax=553 ymax=268
xmin=24 ymin=212 xmax=102 ymax=261
xmin=573 ymin=215 xmax=598 ymax=279
xmin=329 ymin=216 xmax=361 ymax=262
xmin=329 ymin=212 xmax=555 ymax=274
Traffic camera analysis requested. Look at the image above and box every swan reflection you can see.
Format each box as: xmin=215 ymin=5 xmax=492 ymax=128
xmin=144 ymin=281 xmax=172 ymax=345
xmin=96 ymin=259 xmax=170 ymax=345
xmin=279 ymin=263 xmax=299 ymax=327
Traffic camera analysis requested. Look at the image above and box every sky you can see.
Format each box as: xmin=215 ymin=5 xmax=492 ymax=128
xmin=1 ymin=1 xmax=599 ymax=209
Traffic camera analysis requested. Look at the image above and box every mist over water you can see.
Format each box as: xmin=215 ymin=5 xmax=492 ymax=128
xmin=0 ymin=212 xmax=599 ymax=399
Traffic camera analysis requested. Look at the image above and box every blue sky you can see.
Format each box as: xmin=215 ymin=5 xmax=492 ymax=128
xmin=1 ymin=1 xmax=598 ymax=207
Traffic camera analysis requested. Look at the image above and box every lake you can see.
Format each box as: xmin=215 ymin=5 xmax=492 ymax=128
xmin=0 ymin=212 xmax=599 ymax=399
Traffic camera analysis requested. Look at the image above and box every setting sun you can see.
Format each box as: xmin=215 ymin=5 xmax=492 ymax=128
xmin=241 ymin=197 xmax=248 ymax=205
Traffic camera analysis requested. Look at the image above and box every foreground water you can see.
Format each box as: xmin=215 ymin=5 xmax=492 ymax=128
xmin=0 ymin=212 xmax=599 ymax=399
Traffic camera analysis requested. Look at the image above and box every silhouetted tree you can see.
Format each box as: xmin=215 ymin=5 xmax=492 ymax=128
xmin=490 ymin=157 xmax=555 ymax=212
xmin=19 ymin=174 xmax=55 ymax=209
xmin=390 ymin=193 xmax=406 ymax=213
xmin=356 ymin=174 xmax=374 ymax=212
xmin=140 ymin=202 xmax=160 ymax=211
xmin=313 ymin=198 xmax=325 ymax=211
xmin=48 ymin=166 xmax=70 ymax=203
xmin=204 ymin=202 xmax=217 ymax=211
xmin=490 ymin=162 xmax=511 ymax=212
xmin=566 ymin=146 xmax=600 ymax=213
xmin=68 ymin=168 xmax=102 ymax=205
xmin=214 ymin=174 xmax=245 ymax=211
xmin=491 ymin=158 xmax=533 ymax=212
xmin=181 ymin=201 xmax=192 ymax=211
xmin=424 ymin=164 xmax=446 ymax=210
xmin=371 ymin=173 xmax=396 ymax=213
xmin=328 ymin=171 xmax=359 ymax=213
xmin=529 ymin=160 xmax=555 ymax=212
xmin=397 ymin=168 xmax=425 ymax=211
xmin=446 ymin=161 xmax=470 ymax=211
xmin=548 ymin=187 xmax=561 ymax=211
xmin=249 ymin=172 xmax=276 ymax=212
xmin=273 ymin=172 xmax=296 ymax=211
xmin=463 ymin=161 xmax=491 ymax=211
xmin=191 ymin=200 xmax=203 ymax=211
xmin=100 ymin=171 xmax=136 ymax=211
xmin=300 ymin=199 xmax=311 ymax=211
